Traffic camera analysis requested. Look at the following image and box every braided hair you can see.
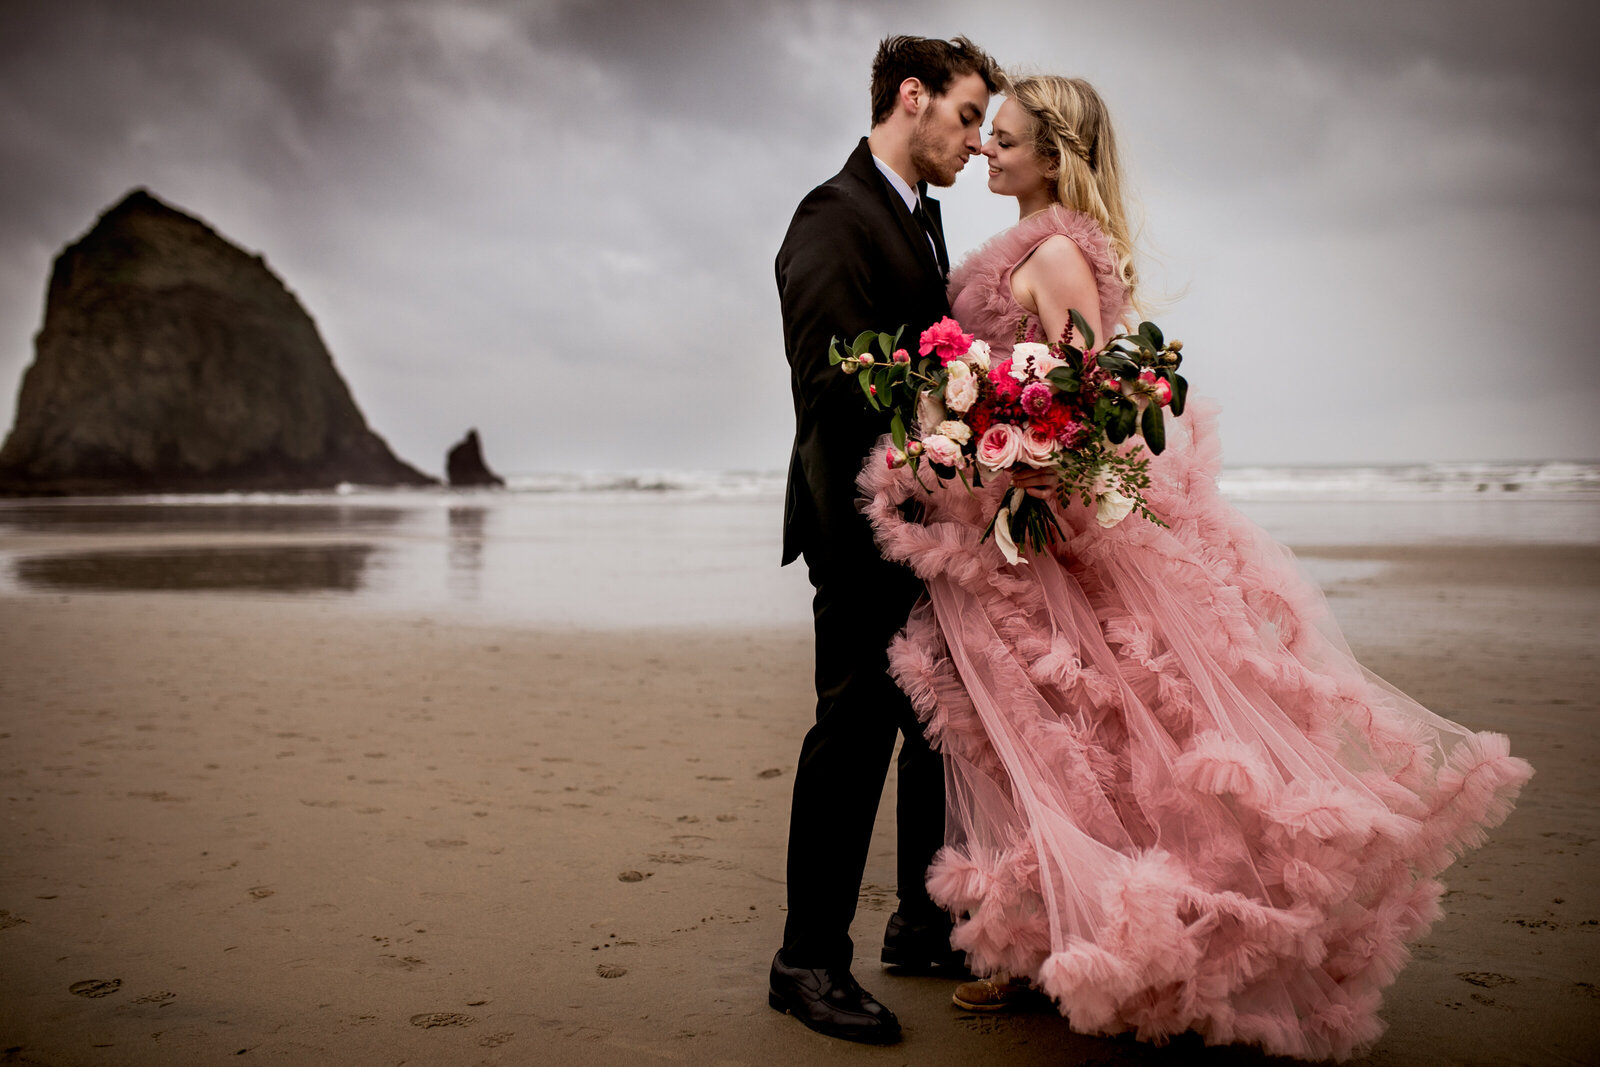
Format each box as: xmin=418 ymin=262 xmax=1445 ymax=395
xmin=1009 ymin=76 xmax=1138 ymax=306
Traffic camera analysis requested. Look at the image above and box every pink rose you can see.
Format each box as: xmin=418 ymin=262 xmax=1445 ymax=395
xmin=921 ymin=433 xmax=964 ymax=468
xmin=918 ymin=316 xmax=975 ymax=366
xmin=975 ymin=423 xmax=1023 ymax=471
xmin=1020 ymin=381 xmax=1053 ymax=417
xmin=1018 ymin=426 xmax=1059 ymax=468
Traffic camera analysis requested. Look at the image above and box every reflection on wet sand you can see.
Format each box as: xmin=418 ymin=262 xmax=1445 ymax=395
xmin=14 ymin=544 xmax=378 ymax=594
xmin=447 ymin=506 xmax=487 ymax=600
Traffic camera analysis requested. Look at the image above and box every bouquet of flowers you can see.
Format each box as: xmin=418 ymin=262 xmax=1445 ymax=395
xmin=829 ymin=311 xmax=1188 ymax=563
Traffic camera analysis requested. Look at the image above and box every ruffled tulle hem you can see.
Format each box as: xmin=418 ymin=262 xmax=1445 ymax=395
xmin=859 ymin=402 xmax=1531 ymax=1061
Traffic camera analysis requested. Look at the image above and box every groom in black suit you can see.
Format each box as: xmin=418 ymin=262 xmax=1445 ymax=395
xmin=769 ymin=35 xmax=1004 ymax=1045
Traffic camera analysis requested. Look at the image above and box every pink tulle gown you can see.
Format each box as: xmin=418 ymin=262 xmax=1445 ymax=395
xmin=857 ymin=206 xmax=1532 ymax=1061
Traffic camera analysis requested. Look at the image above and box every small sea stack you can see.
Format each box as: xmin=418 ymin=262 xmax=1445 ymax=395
xmin=0 ymin=189 xmax=435 ymax=494
xmin=446 ymin=428 xmax=505 ymax=488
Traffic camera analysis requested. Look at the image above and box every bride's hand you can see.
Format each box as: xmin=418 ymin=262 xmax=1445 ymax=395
xmin=1010 ymin=467 xmax=1056 ymax=500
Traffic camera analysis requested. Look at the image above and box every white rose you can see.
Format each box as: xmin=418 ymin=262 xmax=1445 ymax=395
xmin=1094 ymin=487 xmax=1137 ymax=528
xmin=921 ymin=433 xmax=964 ymax=467
xmin=935 ymin=420 xmax=972 ymax=445
xmin=1010 ymin=342 xmax=1051 ymax=381
xmin=944 ymin=372 xmax=979 ymax=413
xmin=945 ymin=360 xmax=971 ymax=380
xmin=966 ymin=339 xmax=991 ymax=371
xmin=915 ymin=390 xmax=947 ymax=433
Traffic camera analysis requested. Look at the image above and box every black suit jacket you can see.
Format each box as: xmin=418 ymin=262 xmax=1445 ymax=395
xmin=776 ymin=138 xmax=952 ymax=569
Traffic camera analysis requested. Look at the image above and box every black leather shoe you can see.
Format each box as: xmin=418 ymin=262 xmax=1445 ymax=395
xmin=768 ymin=950 xmax=902 ymax=1045
xmin=881 ymin=910 xmax=968 ymax=975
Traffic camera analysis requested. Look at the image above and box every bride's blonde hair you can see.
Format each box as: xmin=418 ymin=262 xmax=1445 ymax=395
xmin=1009 ymin=75 xmax=1139 ymax=308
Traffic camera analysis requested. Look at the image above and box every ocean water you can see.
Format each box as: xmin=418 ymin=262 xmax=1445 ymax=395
xmin=0 ymin=461 xmax=1595 ymax=628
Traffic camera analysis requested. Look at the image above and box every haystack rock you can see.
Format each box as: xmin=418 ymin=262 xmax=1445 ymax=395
xmin=446 ymin=428 xmax=505 ymax=488
xmin=0 ymin=189 xmax=435 ymax=494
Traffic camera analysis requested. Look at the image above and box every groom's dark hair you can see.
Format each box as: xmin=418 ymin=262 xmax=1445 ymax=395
xmin=870 ymin=35 xmax=1006 ymax=127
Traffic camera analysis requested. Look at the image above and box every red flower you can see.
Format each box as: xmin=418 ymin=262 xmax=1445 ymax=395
xmin=989 ymin=360 xmax=1022 ymax=404
xmin=965 ymin=401 xmax=996 ymax=439
xmin=918 ymin=317 xmax=974 ymax=366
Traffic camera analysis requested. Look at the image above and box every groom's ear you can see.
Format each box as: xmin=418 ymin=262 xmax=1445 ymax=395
xmin=898 ymin=77 xmax=926 ymax=115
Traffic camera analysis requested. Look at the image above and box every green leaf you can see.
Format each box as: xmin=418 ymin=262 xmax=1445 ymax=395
xmin=1141 ymin=401 xmax=1166 ymax=455
xmin=828 ymin=336 xmax=844 ymax=365
xmin=1170 ymin=373 xmax=1189 ymax=417
xmin=1119 ymin=399 xmax=1139 ymax=440
xmin=890 ymin=412 xmax=906 ymax=450
xmin=1097 ymin=352 xmax=1138 ymax=379
xmin=850 ymin=331 xmax=875 ymax=358
xmin=1105 ymin=399 xmax=1130 ymax=443
xmin=1046 ymin=367 xmax=1080 ymax=392
xmin=858 ymin=369 xmax=879 ymax=409
xmin=1069 ymin=308 xmax=1095 ymax=350
xmin=1138 ymin=320 xmax=1164 ymax=351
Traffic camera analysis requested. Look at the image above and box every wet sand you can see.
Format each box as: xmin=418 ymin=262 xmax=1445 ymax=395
xmin=0 ymin=543 xmax=1595 ymax=1065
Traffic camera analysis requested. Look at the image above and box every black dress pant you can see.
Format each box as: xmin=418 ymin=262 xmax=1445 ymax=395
xmin=781 ymin=547 xmax=945 ymax=968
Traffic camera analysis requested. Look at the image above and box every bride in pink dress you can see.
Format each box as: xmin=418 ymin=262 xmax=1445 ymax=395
xmin=855 ymin=75 xmax=1532 ymax=1061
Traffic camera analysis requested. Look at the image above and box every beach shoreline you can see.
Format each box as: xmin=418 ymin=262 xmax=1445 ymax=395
xmin=1 ymin=542 xmax=1595 ymax=1065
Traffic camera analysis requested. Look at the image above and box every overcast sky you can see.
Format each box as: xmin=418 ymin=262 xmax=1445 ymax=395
xmin=2 ymin=0 xmax=1597 ymax=475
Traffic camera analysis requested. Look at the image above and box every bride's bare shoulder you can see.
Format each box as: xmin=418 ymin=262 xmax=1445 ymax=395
xmin=1012 ymin=233 xmax=1097 ymax=312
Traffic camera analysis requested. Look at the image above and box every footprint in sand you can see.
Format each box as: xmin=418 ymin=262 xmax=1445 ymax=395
xmin=410 ymin=1012 xmax=473 ymax=1028
xmin=617 ymin=870 xmax=649 ymax=883
xmin=134 ymin=991 xmax=176 ymax=1005
xmin=1458 ymin=972 xmax=1514 ymax=988
xmin=248 ymin=886 xmax=275 ymax=900
xmin=70 ymin=979 xmax=122 ymax=998
xmin=0 ymin=909 xmax=27 ymax=930
xmin=756 ymin=768 xmax=783 ymax=779
xmin=596 ymin=963 xmax=628 ymax=978
xmin=479 ymin=1031 xmax=514 ymax=1047
xmin=380 ymin=955 xmax=426 ymax=971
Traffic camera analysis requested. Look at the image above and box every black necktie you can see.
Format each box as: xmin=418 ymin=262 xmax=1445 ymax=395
xmin=913 ymin=198 xmax=949 ymax=278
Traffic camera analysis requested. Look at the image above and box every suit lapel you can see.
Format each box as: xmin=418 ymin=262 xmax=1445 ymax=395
xmin=842 ymin=139 xmax=945 ymax=288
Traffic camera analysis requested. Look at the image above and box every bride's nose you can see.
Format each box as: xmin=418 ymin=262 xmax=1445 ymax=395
xmin=980 ymin=137 xmax=998 ymax=159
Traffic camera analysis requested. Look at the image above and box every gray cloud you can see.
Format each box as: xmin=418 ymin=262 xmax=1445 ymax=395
xmin=1 ymin=0 xmax=1595 ymax=473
